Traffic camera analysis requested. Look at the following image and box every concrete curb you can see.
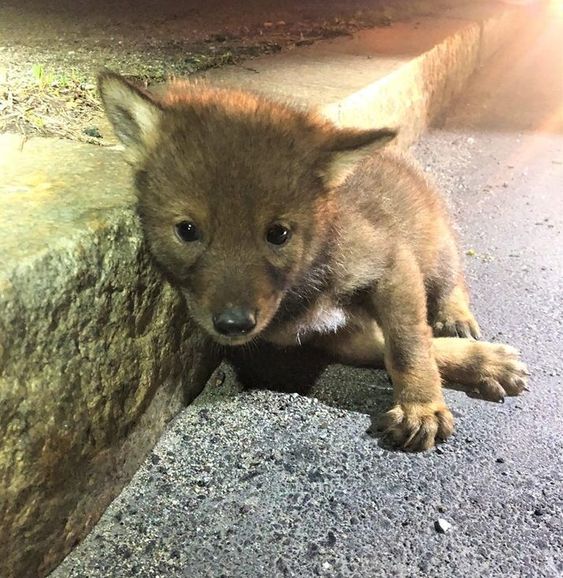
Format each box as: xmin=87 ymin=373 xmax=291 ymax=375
xmin=0 ymin=4 xmax=526 ymax=577
xmin=198 ymin=3 xmax=526 ymax=147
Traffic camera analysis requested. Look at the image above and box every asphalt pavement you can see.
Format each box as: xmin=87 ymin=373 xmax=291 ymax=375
xmin=51 ymin=7 xmax=563 ymax=578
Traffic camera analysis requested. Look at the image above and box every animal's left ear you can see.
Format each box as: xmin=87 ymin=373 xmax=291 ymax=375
xmin=321 ymin=127 xmax=397 ymax=188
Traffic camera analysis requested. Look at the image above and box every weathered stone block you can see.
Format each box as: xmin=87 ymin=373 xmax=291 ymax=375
xmin=0 ymin=135 xmax=218 ymax=578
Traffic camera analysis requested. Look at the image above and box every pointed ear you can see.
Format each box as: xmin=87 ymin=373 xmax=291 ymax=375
xmin=98 ymin=71 xmax=163 ymax=163
xmin=321 ymin=127 xmax=397 ymax=188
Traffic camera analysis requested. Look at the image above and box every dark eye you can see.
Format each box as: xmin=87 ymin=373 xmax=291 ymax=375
xmin=266 ymin=224 xmax=291 ymax=246
xmin=175 ymin=221 xmax=200 ymax=243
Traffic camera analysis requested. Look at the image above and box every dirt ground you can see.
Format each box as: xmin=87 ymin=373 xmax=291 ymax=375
xmin=0 ymin=0 xmax=469 ymax=144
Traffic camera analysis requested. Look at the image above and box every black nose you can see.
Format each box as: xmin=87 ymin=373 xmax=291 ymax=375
xmin=213 ymin=307 xmax=257 ymax=336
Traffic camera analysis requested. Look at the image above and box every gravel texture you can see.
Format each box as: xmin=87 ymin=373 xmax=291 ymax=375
xmin=51 ymin=359 xmax=562 ymax=578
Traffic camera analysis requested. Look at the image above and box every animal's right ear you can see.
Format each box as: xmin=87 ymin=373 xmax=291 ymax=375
xmin=98 ymin=71 xmax=163 ymax=163
xmin=321 ymin=127 xmax=397 ymax=189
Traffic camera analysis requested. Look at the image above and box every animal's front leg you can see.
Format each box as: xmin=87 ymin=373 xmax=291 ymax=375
xmin=373 ymin=248 xmax=454 ymax=451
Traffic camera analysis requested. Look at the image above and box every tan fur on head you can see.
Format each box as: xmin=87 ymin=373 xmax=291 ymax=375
xmin=99 ymin=71 xmax=396 ymax=181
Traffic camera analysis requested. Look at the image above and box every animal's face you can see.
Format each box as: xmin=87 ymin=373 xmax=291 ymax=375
xmin=136 ymin=152 xmax=333 ymax=345
xmin=98 ymin=72 xmax=395 ymax=345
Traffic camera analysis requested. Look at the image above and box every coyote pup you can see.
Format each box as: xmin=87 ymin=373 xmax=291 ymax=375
xmin=99 ymin=72 xmax=528 ymax=451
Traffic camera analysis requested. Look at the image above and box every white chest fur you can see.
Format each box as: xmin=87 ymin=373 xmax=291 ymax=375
xmin=297 ymin=305 xmax=348 ymax=338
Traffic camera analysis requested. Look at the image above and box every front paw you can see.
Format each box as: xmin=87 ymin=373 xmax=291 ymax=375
xmin=433 ymin=313 xmax=481 ymax=340
xmin=378 ymin=401 xmax=454 ymax=452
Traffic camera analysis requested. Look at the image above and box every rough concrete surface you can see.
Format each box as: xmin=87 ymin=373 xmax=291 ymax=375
xmin=51 ymin=5 xmax=562 ymax=578
xmin=0 ymin=137 xmax=217 ymax=578
xmin=51 ymin=368 xmax=563 ymax=578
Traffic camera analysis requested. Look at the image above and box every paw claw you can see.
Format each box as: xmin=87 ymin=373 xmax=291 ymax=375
xmin=378 ymin=402 xmax=454 ymax=452
xmin=433 ymin=316 xmax=481 ymax=340
xmin=461 ymin=343 xmax=529 ymax=401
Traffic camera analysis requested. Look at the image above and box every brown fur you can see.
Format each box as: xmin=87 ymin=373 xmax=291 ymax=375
xmin=99 ymin=71 xmax=528 ymax=452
